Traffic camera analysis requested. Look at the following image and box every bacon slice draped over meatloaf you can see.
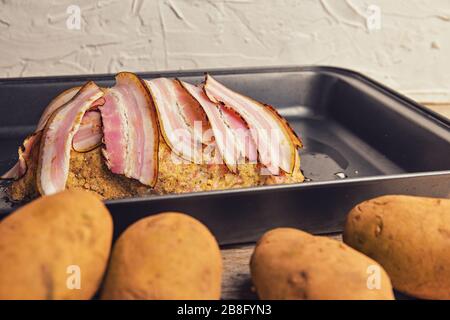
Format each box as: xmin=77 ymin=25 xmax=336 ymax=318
xmin=72 ymin=110 xmax=103 ymax=153
xmin=204 ymin=74 xmax=301 ymax=175
xmin=145 ymin=78 xmax=209 ymax=164
xmin=180 ymin=80 xmax=257 ymax=173
xmin=36 ymin=86 xmax=81 ymax=131
xmin=1 ymin=86 xmax=105 ymax=181
xmin=37 ymin=81 xmax=105 ymax=195
xmin=2 ymin=72 xmax=304 ymax=200
xmin=100 ymin=72 xmax=159 ymax=187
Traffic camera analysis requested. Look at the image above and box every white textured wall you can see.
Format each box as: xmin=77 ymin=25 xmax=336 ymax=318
xmin=1 ymin=0 xmax=450 ymax=102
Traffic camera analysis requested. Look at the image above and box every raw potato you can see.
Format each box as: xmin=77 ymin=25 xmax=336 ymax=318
xmin=344 ymin=195 xmax=450 ymax=300
xmin=101 ymin=212 xmax=222 ymax=300
xmin=250 ymin=228 xmax=394 ymax=300
xmin=0 ymin=190 xmax=113 ymax=300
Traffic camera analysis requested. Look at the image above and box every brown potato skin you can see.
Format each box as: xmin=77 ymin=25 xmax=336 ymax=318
xmin=344 ymin=195 xmax=450 ymax=300
xmin=101 ymin=212 xmax=222 ymax=300
xmin=0 ymin=189 xmax=113 ymax=300
xmin=251 ymin=228 xmax=394 ymax=300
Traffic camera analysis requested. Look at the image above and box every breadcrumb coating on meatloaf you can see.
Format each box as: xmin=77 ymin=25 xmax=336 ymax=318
xmin=8 ymin=136 xmax=304 ymax=201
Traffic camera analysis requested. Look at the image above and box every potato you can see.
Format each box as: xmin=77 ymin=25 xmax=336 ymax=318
xmin=250 ymin=228 xmax=394 ymax=300
xmin=101 ymin=212 xmax=222 ymax=300
xmin=344 ymin=195 xmax=450 ymax=300
xmin=0 ymin=189 xmax=113 ymax=300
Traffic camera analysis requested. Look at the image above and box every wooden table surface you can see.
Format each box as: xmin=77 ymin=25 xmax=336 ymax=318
xmin=220 ymin=103 xmax=450 ymax=300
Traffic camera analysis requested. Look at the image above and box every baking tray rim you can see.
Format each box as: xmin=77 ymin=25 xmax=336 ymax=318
xmin=2 ymin=170 xmax=447 ymax=215
xmin=102 ymin=170 xmax=450 ymax=207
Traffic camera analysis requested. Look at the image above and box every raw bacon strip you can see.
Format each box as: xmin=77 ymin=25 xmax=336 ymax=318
xmin=38 ymin=87 xmax=106 ymax=132
xmin=37 ymin=86 xmax=81 ymax=131
xmin=204 ymin=74 xmax=298 ymax=175
xmin=100 ymin=72 xmax=159 ymax=186
xmin=72 ymin=110 xmax=103 ymax=152
xmin=263 ymin=104 xmax=302 ymax=148
xmin=180 ymin=80 xmax=239 ymax=172
xmin=0 ymin=132 xmax=40 ymax=180
xmin=2 ymin=87 xmax=83 ymax=180
xmin=145 ymin=78 xmax=208 ymax=164
xmin=37 ymin=81 xmax=104 ymax=195
xmin=217 ymin=104 xmax=258 ymax=164
xmin=180 ymin=80 xmax=258 ymax=171
xmin=100 ymin=90 xmax=128 ymax=174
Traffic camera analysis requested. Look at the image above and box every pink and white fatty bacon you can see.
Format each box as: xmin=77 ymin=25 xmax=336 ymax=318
xmin=37 ymin=81 xmax=104 ymax=195
xmin=145 ymin=78 xmax=208 ymax=164
xmin=180 ymin=80 xmax=257 ymax=172
xmin=72 ymin=110 xmax=103 ymax=152
xmin=37 ymin=86 xmax=81 ymax=131
xmin=204 ymin=74 xmax=300 ymax=175
xmin=2 ymin=71 xmax=302 ymax=196
xmin=100 ymin=72 xmax=159 ymax=187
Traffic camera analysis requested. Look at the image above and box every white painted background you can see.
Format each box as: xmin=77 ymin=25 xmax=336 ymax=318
xmin=0 ymin=0 xmax=449 ymax=102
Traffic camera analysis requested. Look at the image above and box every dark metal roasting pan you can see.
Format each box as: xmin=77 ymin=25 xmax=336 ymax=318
xmin=1 ymin=66 xmax=449 ymax=245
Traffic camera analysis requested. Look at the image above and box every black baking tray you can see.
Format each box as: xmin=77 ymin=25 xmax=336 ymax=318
xmin=0 ymin=66 xmax=449 ymax=245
